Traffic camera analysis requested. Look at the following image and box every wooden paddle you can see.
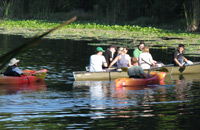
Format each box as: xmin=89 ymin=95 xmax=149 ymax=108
xmin=0 ymin=16 xmax=77 ymax=70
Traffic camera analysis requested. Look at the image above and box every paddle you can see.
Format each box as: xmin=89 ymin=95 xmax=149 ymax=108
xmin=34 ymin=72 xmax=47 ymax=79
xmin=178 ymin=62 xmax=186 ymax=73
xmin=121 ymin=65 xmax=169 ymax=73
xmin=23 ymin=69 xmax=47 ymax=79
xmin=151 ymin=66 xmax=169 ymax=72
xmin=106 ymin=67 xmax=117 ymax=81
xmin=121 ymin=67 xmax=128 ymax=72
xmin=0 ymin=16 xmax=77 ymax=70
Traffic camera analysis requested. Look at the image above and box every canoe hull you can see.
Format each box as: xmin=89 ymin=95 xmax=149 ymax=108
xmin=115 ymin=72 xmax=166 ymax=87
xmin=153 ymin=62 xmax=200 ymax=74
xmin=73 ymin=71 xmax=128 ymax=81
xmin=73 ymin=62 xmax=200 ymax=81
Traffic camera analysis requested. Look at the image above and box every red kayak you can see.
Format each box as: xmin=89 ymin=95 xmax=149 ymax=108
xmin=0 ymin=69 xmax=47 ymax=85
xmin=115 ymin=72 xmax=166 ymax=87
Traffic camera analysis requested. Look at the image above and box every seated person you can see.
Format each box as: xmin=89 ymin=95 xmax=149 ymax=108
xmin=133 ymin=41 xmax=145 ymax=59
xmin=104 ymin=45 xmax=117 ymax=67
xmin=109 ymin=47 xmax=131 ymax=70
xmin=128 ymin=57 xmax=149 ymax=78
xmin=4 ymin=58 xmax=23 ymax=76
xmin=89 ymin=47 xmax=107 ymax=72
xmin=172 ymin=44 xmax=193 ymax=67
xmin=138 ymin=46 xmax=157 ymax=69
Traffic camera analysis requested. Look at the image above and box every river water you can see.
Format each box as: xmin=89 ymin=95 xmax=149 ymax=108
xmin=0 ymin=34 xmax=200 ymax=129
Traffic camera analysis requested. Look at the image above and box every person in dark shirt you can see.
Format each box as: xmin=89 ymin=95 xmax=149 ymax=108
xmin=104 ymin=45 xmax=117 ymax=67
xmin=4 ymin=58 xmax=23 ymax=76
xmin=173 ymin=44 xmax=193 ymax=67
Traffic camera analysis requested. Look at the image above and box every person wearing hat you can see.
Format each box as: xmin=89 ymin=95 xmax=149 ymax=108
xmin=89 ymin=47 xmax=107 ymax=72
xmin=4 ymin=58 xmax=23 ymax=76
xmin=172 ymin=44 xmax=193 ymax=67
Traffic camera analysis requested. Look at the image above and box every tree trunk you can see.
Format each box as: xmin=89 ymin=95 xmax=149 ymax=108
xmin=184 ymin=0 xmax=200 ymax=32
xmin=191 ymin=0 xmax=200 ymax=31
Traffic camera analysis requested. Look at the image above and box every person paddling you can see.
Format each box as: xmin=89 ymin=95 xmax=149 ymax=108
xmin=128 ymin=57 xmax=148 ymax=78
xmin=109 ymin=47 xmax=131 ymax=71
xmin=4 ymin=58 xmax=23 ymax=76
xmin=172 ymin=44 xmax=193 ymax=67
xmin=138 ymin=46 xmax=157 ymax=69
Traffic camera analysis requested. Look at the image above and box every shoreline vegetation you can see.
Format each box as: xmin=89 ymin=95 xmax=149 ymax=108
xmin=0 ymin=19 xmax=200 ymax=57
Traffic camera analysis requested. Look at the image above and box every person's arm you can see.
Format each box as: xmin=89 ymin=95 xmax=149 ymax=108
xmin=139 ymin=67 xmax=148 ymax=78
xmin=109 ymin=56 xmax=119 ymax=68
xmin=103 ymin=62 xmax=108 ymax=68
xmin=127 ymin=55 xmax=131 ymax=67
xmin=174 ymin=58 xmax=183 ymax=67
xmin=13 ymin=67 xmax=23 ymax=75
xmin=102 ymin=56 xmax=108 ymax=68
xmin=109 ymin=51 xmax=113 ymax=62
xmin=148 ymin=54 xmax=156 ymax=66
xmin=183 ymin=57 xmax=187 ymax=62
xmin=127 ymin=67 xmax=131 ymax=76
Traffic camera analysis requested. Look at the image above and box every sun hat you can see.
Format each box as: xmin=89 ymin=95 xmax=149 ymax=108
xmin=8 ymin=58 xmax=20 ymax=66
xmin=96 ymin=47 xmax=105 ymax=52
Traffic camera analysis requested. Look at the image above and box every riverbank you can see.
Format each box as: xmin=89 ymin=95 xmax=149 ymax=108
xmin=0 ymin=19 xmax=200 ymax=56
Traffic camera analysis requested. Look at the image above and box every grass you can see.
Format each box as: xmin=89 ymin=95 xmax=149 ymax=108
xmin=0 ymin=19 xmax=200 ymax=56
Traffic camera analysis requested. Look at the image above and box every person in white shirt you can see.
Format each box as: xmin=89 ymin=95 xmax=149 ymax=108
xmin=89 ymin=47 xmax=107 ymax=72
xmin=138 ymin=46 xmax=157 ymax=69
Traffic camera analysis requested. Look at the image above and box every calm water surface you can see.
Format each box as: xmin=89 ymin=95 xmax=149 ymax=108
xmin=0 ymin=34 xmax=200 ymax=129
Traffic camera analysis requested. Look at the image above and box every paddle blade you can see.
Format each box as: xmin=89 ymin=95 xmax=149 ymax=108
xmin=156 ymin=67 xmax=169 ymax=72
xmin=35 ymin=72 xmax=47 ymax=79
xmin=121 ymin=67 xmax=128 ymax=72
xmin=0 ymin=16 xmax=77 ymax=70
xmin=179 ymin=66 xmax=185 ymax=73
xmin=23 ymin=69 xmax=47 ymax=79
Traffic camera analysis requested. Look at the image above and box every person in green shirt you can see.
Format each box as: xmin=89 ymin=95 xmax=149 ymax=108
xmin=133 ymin=42 xmax=145 ymax=58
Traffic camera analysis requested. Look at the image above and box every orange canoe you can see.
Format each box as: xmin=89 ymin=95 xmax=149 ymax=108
xmin=0 ymin=69 xmax=47 ymax=85
xmin=115 ymin=72 xmax=166 ymax=87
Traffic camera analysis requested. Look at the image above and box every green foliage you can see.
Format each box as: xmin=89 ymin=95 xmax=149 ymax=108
xmin=0 ymin=18 xmax=200 ymax=56
xmin=0 ymin=19 xmax=198 ymax=38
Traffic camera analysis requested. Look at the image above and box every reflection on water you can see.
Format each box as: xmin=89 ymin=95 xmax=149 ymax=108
xmin=0 ymin=34 xmax=200 ymax=129
xmin=0 ymin=80 xmax=46 ymax=95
